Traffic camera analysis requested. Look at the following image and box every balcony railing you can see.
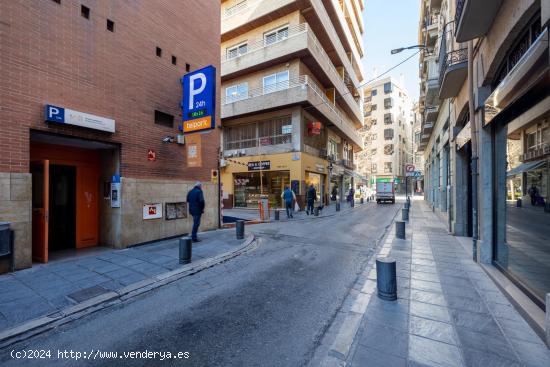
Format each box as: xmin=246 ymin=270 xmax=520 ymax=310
xmin=223 ymin=0 xmax=248 ymax=19
xmin=438 ymin=48 xmax=468 ymax=89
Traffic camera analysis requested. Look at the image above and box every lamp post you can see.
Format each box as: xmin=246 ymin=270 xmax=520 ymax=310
xmin=390 ymin=45 xmax=428 ymax=54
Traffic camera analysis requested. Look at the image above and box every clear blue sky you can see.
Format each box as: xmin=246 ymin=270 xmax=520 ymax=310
xmin=362 ymin=0 xmax=421 ymax=100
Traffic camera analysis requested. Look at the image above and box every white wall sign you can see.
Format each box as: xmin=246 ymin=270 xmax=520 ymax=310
xmin=45 ymin=104 xmax=115 ymax=133
xmin=143 ymin=203 xmax=163 ymax=220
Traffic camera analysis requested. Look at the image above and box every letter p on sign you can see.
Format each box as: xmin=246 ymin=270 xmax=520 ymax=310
xmin=188 ymin=73 xmax=206 ymax=110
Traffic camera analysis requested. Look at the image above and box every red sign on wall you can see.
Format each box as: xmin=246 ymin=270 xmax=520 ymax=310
xmin=307 ymin=121 xmax=321 ymax=136
xmin=147 ymin=149 xmax=156 ymax=161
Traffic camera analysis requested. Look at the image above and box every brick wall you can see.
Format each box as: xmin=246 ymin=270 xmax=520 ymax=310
xmin=0 ymin=0 xmax=221 ymax=180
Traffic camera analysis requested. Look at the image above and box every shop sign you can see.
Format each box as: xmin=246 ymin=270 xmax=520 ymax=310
xmin=282 ymin=125 xmax=292 ymax=134
xmin=181 ymin=65 xmax=216 ymax=134
xmin=248 ymin=160 xmax=270 ymax=171
xmin=376 ymin=178 xmax=392 ymax=183
xmin=44 ymin=104 xmax=115 ymax=133
xmin=234 ymin=178 xmax=250 ymax=186
xmin=307 ymin=121 xmax=321 ymax=136
xmin=143 ymin=203 xmax=162 ymax=220
xmin=315 ymin=163 xmax=325 ymax=173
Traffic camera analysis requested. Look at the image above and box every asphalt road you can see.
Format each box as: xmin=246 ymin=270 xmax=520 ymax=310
xmin=0 ymin=202 xmax=399 ymax=367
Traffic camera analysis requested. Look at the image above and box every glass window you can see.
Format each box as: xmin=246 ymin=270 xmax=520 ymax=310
xmin=371 ymin=163 xmax=377 ymax=173
xmin=384 ymin=82 xmax=392 ymax=94
xmin=225 ymin=82 xmax=248 ymax=103
xmin=328 ymin=139 xmax=338 ymax=160
xmin=263 ymin=70 xmax=289 ymax=94
xmin=264 ymin=26 xmax=289 ymax=45
xmin=224 ymin=123 xmax=257 ymax=150
xmin=371 ymin=104 xmax=377 ymax=111
xmin=384 ymin=162 xmax=392 ymax=173
xmin=371 ymin=89 xmax=377 ymax=96
xmin=384 ymin=144 xmax=394 ymax=155
xmin=384 ymin=113 xmax=393 ymax=124
xmin=226 ymin=43 xmax=248 ymax=59
xmin=258 ymin=115 xmax=292 ymax=145
xmin=371 ymin=148 xmax=377 ymax=155
xmin=384 ymin=98 xmax=392 ymax=109
xmin=384 ymin=128 xmax=394 ymax=140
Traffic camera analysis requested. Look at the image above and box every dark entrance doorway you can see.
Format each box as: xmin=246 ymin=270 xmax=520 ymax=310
xmin=49 ymin=165 xmax=77 ymax=251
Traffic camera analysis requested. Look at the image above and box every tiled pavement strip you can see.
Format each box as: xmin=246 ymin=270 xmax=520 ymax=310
xmin=326 ymin=200 xmax=550 ymax=367
xmin=0 ymin=229 xmax=245 ymax=333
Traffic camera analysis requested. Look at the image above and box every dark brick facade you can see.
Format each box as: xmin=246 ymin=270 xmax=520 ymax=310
xmin=0 ymin=0 xmax=221 ymax=180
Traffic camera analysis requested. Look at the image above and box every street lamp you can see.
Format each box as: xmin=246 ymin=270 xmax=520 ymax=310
xmin=390 ymin=45 xmax=427 ymax=54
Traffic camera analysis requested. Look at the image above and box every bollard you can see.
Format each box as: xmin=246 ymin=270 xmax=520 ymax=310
xmin=545 ymin=203 xmax=550 ymax=213
xmin=360 ymin=197 xmax=364 ymax=204
xmin=179 ymin=237 xmax=192 ymax=264
xmin=407 ymin=196 xmax=411 ymax=207
xmin=314 ymin=207 xmax=319 ymax=216
xmin=351 ymin=200 xmax=355 ymax=208
xmin=432 ymin=204 xmax=435 ymax=212
xmin=546 ymin=293 xmax=550 ymax=347
xmin=336 ymin=202 xmax=341 ymax=211
xmin=404 ymin=202 xmax=410 ymax=210
xmin=516 ymin=199 xmax=522 ymax=208
xmin=236 ymin=220 xmax=245 ymax=240
xmin=402 ymin=208 xmax=409 ymax=221
xmin=395 ymin=221 xmax=406 ymax=239
xmin=376 ymin=257 xmax=397 ymax=301
xmin=274 ymin=210 xmax=280 ymax=221
xmin=367 ymin=197 xmax=370 ymax=202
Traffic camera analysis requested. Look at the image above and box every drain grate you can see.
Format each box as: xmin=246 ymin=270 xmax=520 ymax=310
xmin=67 ymin=285 xmax=109 ymax=303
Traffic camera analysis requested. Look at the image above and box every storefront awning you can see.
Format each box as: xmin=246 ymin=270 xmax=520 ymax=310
xmin=507 ymin=159 xmax=546 ymax=177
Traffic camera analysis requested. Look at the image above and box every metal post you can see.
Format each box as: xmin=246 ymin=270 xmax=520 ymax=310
xmin=314 ymin=207 xmax=319 ymax=216
xmin=402 ymin=208 xmax=409 ymax=221
xmin=360 ymin=197 xmax=364 ymax=204
xmin=236 ymin=220 xmax=245 ymax=240
xmin=179 ymin=237 xmax=192 ymax=264
xmin=516 ymin=198 xmax=522 ymax=208
xmin=376 ymin=257 xmax=397 ymax=301
xmin=395 ymin=221 xmax=406 ymax=239
xmin=336 ymin=202 xmax=340 ymax=211
xmin=274 ymin=210 xmax=280 ymax=220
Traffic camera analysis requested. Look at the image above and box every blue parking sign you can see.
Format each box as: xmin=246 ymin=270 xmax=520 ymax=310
xmin=181 ymin=65 xmax=216 ymax=134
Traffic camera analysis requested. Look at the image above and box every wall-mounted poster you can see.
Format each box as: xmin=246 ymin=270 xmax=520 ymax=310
xmin=165 ymin=202 xmax=188 ymax=220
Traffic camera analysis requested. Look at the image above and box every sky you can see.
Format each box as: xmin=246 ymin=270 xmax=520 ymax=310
xmin=362 ymin=0 xmax=421 ymax=101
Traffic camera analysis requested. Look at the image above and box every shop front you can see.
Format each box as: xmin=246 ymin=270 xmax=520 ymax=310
xmin=233 ymin=170 xmax=290 ymax=208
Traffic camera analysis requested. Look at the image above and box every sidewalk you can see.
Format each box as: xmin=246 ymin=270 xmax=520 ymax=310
xmin=345 ymin=200 xmax=550 ymax=367
xmin=0 ymin=229 xmax=245 ymax=333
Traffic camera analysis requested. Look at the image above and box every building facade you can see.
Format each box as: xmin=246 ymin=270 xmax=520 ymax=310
xmin=418 ymin=0 xmax=550 ymax=326
xmin=219 ymin=0 xmax=365 ymax=209
xmin=0 ymin=0 xmax=221 ymax=272
xmin=357 ymin=78 xmax=414 ymax=194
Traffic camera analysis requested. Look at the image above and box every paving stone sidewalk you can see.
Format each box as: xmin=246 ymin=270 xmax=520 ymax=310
xmin=0 ymin=229 xmax=243 ymax=332
xmin=347 ymin=200 xmax=550 ymax=367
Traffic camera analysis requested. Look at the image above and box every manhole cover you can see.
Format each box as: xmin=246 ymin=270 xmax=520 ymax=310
xmin=67 ymin=285 xmax=109 ymax=303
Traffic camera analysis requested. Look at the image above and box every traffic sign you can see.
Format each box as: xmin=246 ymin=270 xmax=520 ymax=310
xmin=406 ymin=170 xmax=422 ymax=177
xmin=405 ymin=164 xmax=415 ymax=173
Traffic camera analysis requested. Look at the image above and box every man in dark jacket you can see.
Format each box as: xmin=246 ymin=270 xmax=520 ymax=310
xmin=187 ymin=182 xmax=205 ymax=242
xmin=306 ymin=184 xmax=316 ymax=215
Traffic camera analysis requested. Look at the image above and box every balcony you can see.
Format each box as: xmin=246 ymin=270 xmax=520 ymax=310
xmin=423 ymin=14 xmax=439 ymax=48
xmin=221 ymin=75 xmax=363 ymax=149
xmin=455 ymin=0 xmax=503 ymax=43
xmin=221 ymin=23 xmax=363 ymax=125
xmin=439 ymin=48 xmax=468 ymax=99
xmin=424 ymin=106 xmax=438 ymax=123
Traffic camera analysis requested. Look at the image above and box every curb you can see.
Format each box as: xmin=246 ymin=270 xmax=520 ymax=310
xmin=311 ymin=204 xmax=403 ymax=366
xmin=0 ymin=235 xmax=258 ymax=349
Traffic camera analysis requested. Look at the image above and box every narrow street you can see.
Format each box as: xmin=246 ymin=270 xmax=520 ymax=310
xmin=0 ymin=202 xmax=399 ymax=367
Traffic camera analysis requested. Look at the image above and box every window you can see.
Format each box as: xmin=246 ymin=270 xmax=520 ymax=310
xmin=106 ymin=19 xmax=114 ymax=32
xmin=371 ymin=104 xmax=377 ymax=111
xmin=384 ymin=144 xmax=394 ymax=155
xmin=384 ymin=128 xmax=394 ymax=140
xmin=258 ymin=116 xmax=292 ymax=146
xmin=383 ymin=82 xmax=392 ymax=94
xmin=186 ymin=63 xmax=191 ymax=72
xmin=371 ymin=89 xmax=377 ymax=96
xmin=384 ymin=98 xmax=392 ymax=109
xmin=371 ymin=163 xmax=377 ymax=173
xmin=154 ymin=110 xmax=174 ymax=128
xmin=156 ymin=47 xmax=162 ymax=57
xmin=227 ymin=43 xmax=248 ymax=59
xmin=264 ymin=26 xmax=289 ymax=45
xmin=225 ymin=82 xmax=248 ymax=103
xmin=328 ymin=139 xmax=339 ymax=160
xmin=171 ymin=55 xmax=177 ymax=65
xmin=372 ymin=119 xmax=377 ymax=125
xmin=384 ymin=113 xmax=393 ymax=124
xmin=224 ymin=124 xmax=257 ymax=150
xmin=81 ymin=5 xmax=90 ymax=19
xmin=384 ymin=162 xmax=392 ymax=173
xmin=263 ymin=70 xmax=289 ymax=94
xmin=371 ymin=133 xmax=377 ymax=141
xmin=371 ymin=148 xmax=377 ymax=155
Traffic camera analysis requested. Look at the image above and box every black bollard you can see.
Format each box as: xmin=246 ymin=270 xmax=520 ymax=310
xmin=360 ymin=198 xmax=364 ymax=204
xmin=402 ymin=208 xmax=409 ymax=221
xmin=516 ymin=199 xmax=522 ymax=208
xmin=314 ymin=207 xmax=319 ymax=216
xmin=336 ymin=202 xmax=341 ymax=211
xmin=404 ymin=202 xmax=410 ymax=210
xmin=376 ymin=257 xmax=397 ymax=301
xmin=236 ymin=220 xmax=245 ymax=240
xmin=545 ymin=203 xmax=550 ymax=213
xmin=274 ymin=210 xmax=280 ymax=220
xmin=395 ymin=221 xmax=406 ymax=239
xmin=179 ymin=237 xmax=192 ymax=264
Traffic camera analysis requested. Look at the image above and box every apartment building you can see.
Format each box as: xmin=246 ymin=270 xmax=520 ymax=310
xmin=219 ymin=0 xmax=365 ymax=209
xmin=357 ymin=77 xmax=414 ymax=194
xmin=418 ymin=0 xmax=550 ymax=332
xmin=0 ymin=0 xmax=221 ymax=272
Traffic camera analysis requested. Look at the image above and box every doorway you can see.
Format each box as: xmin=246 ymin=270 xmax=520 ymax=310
xmin=49 ymin=165 xmax=77 ymax=251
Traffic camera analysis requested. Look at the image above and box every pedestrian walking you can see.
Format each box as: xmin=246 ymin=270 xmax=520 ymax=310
xmin=331 ymin=186 xmax=338 ymax=201
xmin=187 ymin=181 xmax=205 ymax=242
xmin=306 ymin=184 xmax=316 ymax=215
xmin=281 ymin=186 xmax=296 ymax=218
xmin=347 ymin=187 xmax=355 ymax=206
xmin=528 ymin=184 xmax=539 ymax=206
